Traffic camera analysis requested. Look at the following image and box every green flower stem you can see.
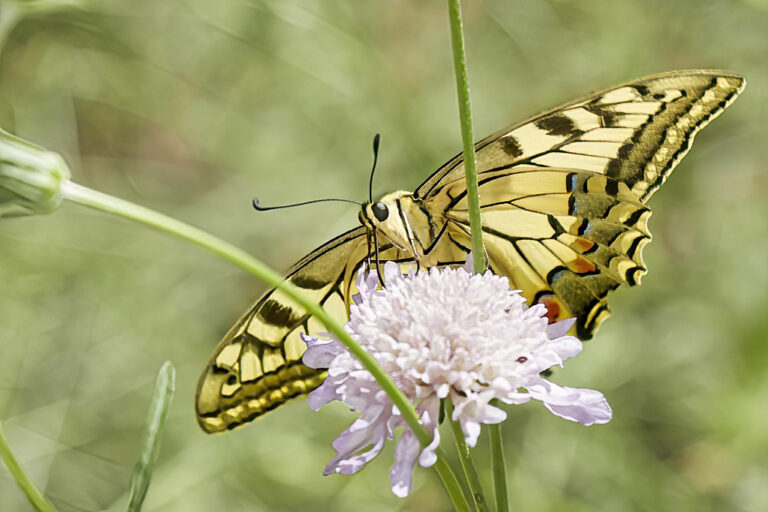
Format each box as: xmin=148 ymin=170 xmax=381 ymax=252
xmin=489 ymin=424 xmax=507 ymax=512
xmin=435 ymin=459 xmax=470 ymax=511
xmin=0 ymin=420 xmax=59 ymax=512
xmin=488 ymin=416 xmax=508 ymax=512
xmin=448 ymin=2 xmax=508 ymax=510
xmin=447 ymin=0 xmax=485 ymax=274
xmin=127 ymin=361 xmax=175 ymax=512
xmin=445 ymin=401 xmax=487 ymax=512
xmin=59 ymin=181 xmax=469 ymax=511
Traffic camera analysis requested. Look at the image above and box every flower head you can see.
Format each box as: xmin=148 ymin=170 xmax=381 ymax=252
xmin=0 ymin=128 xmax=71 ymax=217
xmin=302 ymin=259 xmax=611 ymax=497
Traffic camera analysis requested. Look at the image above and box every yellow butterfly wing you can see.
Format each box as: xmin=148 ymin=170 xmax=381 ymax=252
xmin=419 ymin=69 xmax=744 ymax=338
xmin=197 ymin=70 xmax=744 ymax=432
xmin=196 ymin=227 xmax=418 ymax=432
xmin=196 ymin=227 xmax=364 ymax=432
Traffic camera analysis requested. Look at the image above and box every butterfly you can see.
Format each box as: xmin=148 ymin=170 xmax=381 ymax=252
xmin=196 ymin=70 xmax=744 ymax=433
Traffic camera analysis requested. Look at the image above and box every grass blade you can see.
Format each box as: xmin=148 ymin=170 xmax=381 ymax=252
xmin=127 ymin=361 xmax=175 ymax=512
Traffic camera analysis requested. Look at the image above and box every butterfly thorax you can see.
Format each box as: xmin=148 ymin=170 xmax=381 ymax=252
xmin=359 ymin=190 xmax=446 ymax=264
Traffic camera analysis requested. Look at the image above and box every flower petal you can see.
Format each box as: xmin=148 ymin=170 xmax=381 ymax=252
xmin=301 ymin=334 xmax=343 ymax=368
xmin=307 ymin=379 xmax=341 ymax=410
xmin=460 ymin=404 xmax=505 ymax=446
xmin=545 ymin=317 xmax=576 ymax=339
xmin=546 ymin=334 xmax=582 ymax=362
xmin=326 ymin=434 xmax=386 ymax=476
xmin=353 ymin=266 xmax=380 ymax=304
xmin=390 ymin=429 xmax=421 ymax=498
xmin=417 ymin=397 xmax=441 ymax=467
xmin=527 ymin=379 xmax=612 ymax=426
xmin=463 ymin=252 xmax=475 ymax=273
xmin=325 ymin=405 xmax=390 ymax=475
xmin=383 ymin=261 xmax=402 ymax=284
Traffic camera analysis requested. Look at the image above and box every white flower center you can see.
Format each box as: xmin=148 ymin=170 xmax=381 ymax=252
xmin=349 ymin=264 xmax=550 ymax=400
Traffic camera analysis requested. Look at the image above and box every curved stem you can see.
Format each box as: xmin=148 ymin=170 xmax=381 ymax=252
xmin=59 ymin=181 xmax=469 ymax=511
xmin=0 ymin=420 xmax=59 ymax=512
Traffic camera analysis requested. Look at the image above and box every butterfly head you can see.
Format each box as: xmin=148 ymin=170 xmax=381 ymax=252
xmin=359 ymin=190 xmax=417 ymax=252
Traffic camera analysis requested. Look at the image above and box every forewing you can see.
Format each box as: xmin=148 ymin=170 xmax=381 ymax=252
xmin=196 ymin=227 xmax=369 ymax=433
xmin=417 ymin=70 xmax=744 ymax=203
xmin=196 ymin=227 xmax=419 ymax=432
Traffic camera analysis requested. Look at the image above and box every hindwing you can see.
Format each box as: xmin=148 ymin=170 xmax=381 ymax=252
xmin=420 ymin=70 xmax=744 ymax=338
xmin=439 ymin=168 xmax=651 ymax=338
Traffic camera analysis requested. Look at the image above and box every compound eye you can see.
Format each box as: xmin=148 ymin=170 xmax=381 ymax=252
xmin=372 ymin=202 xmax=389 ymax=222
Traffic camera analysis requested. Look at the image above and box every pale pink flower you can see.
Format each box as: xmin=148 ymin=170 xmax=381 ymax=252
xmin=302 ymin=259 xmax=611 ymax=497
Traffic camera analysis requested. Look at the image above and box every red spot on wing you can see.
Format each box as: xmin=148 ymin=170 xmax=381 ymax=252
xmin=538 ymin=294 xmax=562 ymax=324
xmin=572 ymin=238 xmax=596 ymax=253
xmin=572 ymin=256 xmax=596 ymax=274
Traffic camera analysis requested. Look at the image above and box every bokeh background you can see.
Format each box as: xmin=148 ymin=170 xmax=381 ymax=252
xmin=1 ymin=0 xmax=767 ymax=510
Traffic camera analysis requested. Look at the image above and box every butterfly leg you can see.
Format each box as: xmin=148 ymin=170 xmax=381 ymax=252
xmin=372 ymin=228 xmax=386 ymax=287
xmin=365 ymin=230 xmax=373 ymax=272
xmin=398 ymin=206 xmax=423 ymax=274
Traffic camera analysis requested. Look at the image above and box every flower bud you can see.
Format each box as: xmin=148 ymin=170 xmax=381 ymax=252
xmin=0 ymin=128 xmax=71 ymax=217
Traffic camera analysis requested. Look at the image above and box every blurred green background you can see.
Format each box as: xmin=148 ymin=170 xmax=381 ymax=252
xmin=1 ymin=0 xmax=767 ymax=510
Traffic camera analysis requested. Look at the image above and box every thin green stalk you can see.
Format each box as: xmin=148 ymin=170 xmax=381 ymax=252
xmin=445 ymin=401 xmax=487 ymax=512
xmin=59 ymin=181 xmax=469 ymax=511
xmin=434 ymin=459 xmax=470 ymax=512
xmin=488 ymin=420 xmax=508 ymax=512
xmin=0 ymin=420 xmax=59 ymax=512
xmin=447 ymin=0 xmax=484 ymax=274
xmin=127 ymin=361 xmax=175 ymax=512
xmin=448 ymin=2 xmax=508 ymax=510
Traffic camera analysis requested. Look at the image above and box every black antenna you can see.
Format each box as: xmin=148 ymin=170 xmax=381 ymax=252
xmin=368 ymin=133 xmax=381 ymax=203
xmin=252 ymin=197 xmax=361 ymax=212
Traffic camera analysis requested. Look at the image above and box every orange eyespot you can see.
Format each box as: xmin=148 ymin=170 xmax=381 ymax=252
xmin=537 ymin=294 xmax=562 ymax=324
